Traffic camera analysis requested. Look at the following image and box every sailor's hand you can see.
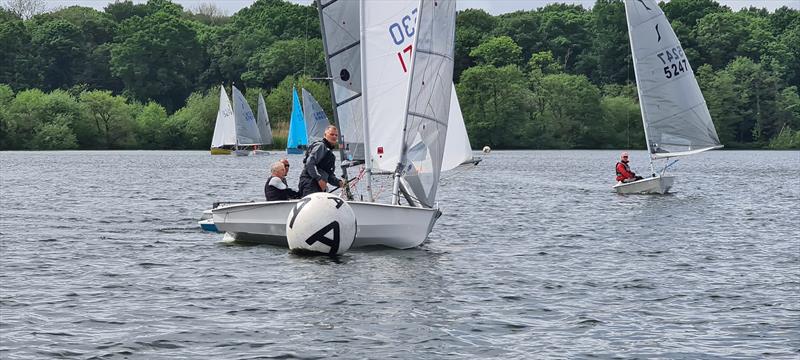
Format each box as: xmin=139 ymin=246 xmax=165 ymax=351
xmin=339 ymin=179 xmax=345 ymax=187
xmin=318 ymin=180 xmax=328 ymax=190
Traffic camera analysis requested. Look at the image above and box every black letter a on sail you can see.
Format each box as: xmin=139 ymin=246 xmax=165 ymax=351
xmin=305 ymin=221 xmax=341 ymax=255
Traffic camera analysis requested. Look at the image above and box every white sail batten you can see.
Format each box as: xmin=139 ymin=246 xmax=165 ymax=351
xmin=301 ymin=88 xmax=330 ymax=142
xmin=256 ymin=93 xmax=273 ymax=145
xmin=231 ymin=86 xmax=263 ymax=146
xmin=319 ymin=0 xmax=365 ymax=161
xmin=361 ymin=0 xmax=421 ymax=173
xmin=211 ymin=85 xmax=236 ymax=149
xmin=625 ymin=0 xmax=721 ymax=158
xmin=398 ymin=0 xmax=456 ymax=207
xmin=441 ymin=83 xmax=473 ymax=172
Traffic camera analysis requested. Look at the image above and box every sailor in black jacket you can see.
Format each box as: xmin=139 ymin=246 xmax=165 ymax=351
xmin=298 ymin=125 xmax=344 ymax=197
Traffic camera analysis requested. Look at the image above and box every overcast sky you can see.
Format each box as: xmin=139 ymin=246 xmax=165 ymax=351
xmin=41 ymin=0 xmax=800 ymax=15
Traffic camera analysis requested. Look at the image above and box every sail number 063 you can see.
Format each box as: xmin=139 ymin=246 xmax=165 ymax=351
xmin=388 ymin=8 xmax=418 ymax=73
xmin=657 ymin=46 xmax=689 ymax=79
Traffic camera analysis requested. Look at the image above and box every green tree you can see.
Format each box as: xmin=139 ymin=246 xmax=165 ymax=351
xmin=457 ymin=65 xmax=534 ymax=148
xmin=598 ymin=95 xmax=643 ymax=149
xmin=662 ymin=0 xmax=724 ymax=27
xmin=696 ymin=64 xmax=742 ymax=146
xmin=135 ymin=101 xmax=168 ymax=149
xmin=79 ymin=90 xmax=136 ymax=149
xmin=172 ymin=89 xmax=219 ymax=149
xmin=537 ymin=73 xmax=602 ymax=148
xmin=0 ymin=84 xmax=14 ymax=149
xmin=0 ymin=11 xmax=41 ymax=89
xmin=28 ymin=19 xmax=84 ymax=90
xmin=768 ymin=126 xmax=800 ymax=149
xmin=110 ymin=11 xmax=205 ymax=111
xmin=30 ymin=116 xmax=79 ymax=150
xmin=454 ymin=9 xmax=496 ymax=80
xmin=103 ymin=0 xmax=148 ymax=22
xmin=469 ymin=36 xmax=522 ymax=67
xmin=242 ymin=38 xmax=325 ymax=89
xmin=528 ymin=51 xmax=564 ymax=76
xmin=590 ymin=0 xmax=631 ymax=84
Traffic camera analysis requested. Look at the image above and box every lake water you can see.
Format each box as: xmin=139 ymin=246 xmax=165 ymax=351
xmin=1 ymin=150 xmax=798 ymax=359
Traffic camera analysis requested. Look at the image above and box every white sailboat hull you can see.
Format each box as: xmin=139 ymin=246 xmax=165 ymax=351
xmin=613 ymin=175 xmax=675 ymax=194
xmin=211 ymin=200 xmax=439 ymax=249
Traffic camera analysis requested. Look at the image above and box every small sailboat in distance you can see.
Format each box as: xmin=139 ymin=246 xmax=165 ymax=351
xmin=230 ymin=85 xmax=264 ymax=156
xmin=286 ymin=87 xmax=309 ymax=154
xmin=210 ymin=85 xmax=235 ymax=155
xmin=614 ymin=0 xmax=722 ymax=194
xmin=252 ymin=93 xmax=273 ymax=155
xmin=302 ymin=88 xmax=331 ymax=142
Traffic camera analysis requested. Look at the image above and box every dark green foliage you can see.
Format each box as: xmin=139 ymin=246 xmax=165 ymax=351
xmin=0 ymin=0 xmax=796 ymax=150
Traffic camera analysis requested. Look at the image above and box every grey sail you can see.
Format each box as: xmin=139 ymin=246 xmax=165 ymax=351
xmin=256 ymin=93 xmax=273 ymax=145
xmin=301 ymin=88 xmax=330 ymax=142
xmin=318 ymin=0 xmax=365 ymax=161
xmin=399 ymin=0 xmax=457 ymax=207
xmin=231 ymin=86 xmax=263 ymax=146
xmin=625 ymin=0 xmax=722 ymax=158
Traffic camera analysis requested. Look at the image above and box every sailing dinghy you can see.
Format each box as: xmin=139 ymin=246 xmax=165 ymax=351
xmin=210 ymin=85 xmax=236 ymax=155
xmin=251 ymin=93 xmax=273 ymax=155
xmin=209 ymin=0 xmax=457 ymax=249
xmin=614 ymin=0 xmax=722 ymax=194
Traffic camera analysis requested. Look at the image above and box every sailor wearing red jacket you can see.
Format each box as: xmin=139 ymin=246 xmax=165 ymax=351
xmin=616 ymin=152 xmax=643 ymax=183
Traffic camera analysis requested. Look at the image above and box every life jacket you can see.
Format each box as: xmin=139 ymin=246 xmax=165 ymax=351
xmin=615 ymin=161 xmax=633 ymax=182
xmin=264 ymin=176 xmax=294 ymax=201
xmin=300 ymin=139 xmax=336 ymax=180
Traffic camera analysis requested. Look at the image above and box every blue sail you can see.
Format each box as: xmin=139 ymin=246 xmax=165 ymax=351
xmin=286 ymin=87 xmax=309 ymax=154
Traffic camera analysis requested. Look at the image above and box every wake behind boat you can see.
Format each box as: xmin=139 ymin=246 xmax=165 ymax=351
xmin=614 ymin=0 xmax=722 ymax=194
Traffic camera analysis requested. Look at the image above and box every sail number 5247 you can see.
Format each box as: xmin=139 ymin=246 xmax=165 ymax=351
xmin=656 ymin=46 xmax=689 ymax=79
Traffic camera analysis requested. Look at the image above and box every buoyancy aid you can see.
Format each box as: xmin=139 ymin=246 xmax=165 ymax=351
xmin=616 ymin=161 xmax=634 ymax=182
xmin=264 ymin=176 xmax=297 ymax=201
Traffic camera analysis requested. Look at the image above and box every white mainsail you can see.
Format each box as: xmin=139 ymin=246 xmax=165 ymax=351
xmin=256 ymin=93 xmax=273 ymax=145
xmin=301 ymin=88 xmax=331 ymax=142
xmin=361 ymin=0 xmax=420 ymax=173
xmin=625 ymin=0 xmax=722 ymax=159
xmin=231 ymin=86 xmax=263 ymax=146
xmin=441 ymin=84 xmax=474 ymax=171
xmin=318 ymin=0 xmax=364 ymax=161
xmin=211 ymin=85 xmax=235 ymax=149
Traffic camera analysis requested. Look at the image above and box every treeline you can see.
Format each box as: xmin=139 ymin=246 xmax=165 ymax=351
xmin=0 ymin=0 xmax=798 ymax=150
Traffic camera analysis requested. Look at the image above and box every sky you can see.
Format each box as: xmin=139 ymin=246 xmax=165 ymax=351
xmin=40 ymin=0 xmax=800 ymax=15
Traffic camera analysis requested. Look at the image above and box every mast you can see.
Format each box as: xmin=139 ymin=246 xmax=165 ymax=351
xmin=232 ymin=83 xmax=239 ymax=151
xmin=391 ymin=0 xmax=425 ymax=206
xmin=316 ymin=0 xmax=353 ymax=200
xmin=624 ymin=1 xmax=656 ymax=176
xmin=359 ymin=0 xmax=374 ymax=202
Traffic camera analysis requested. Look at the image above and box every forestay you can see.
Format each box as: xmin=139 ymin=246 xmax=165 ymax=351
xmin=256 ymin=93 xmax=273 ymax=145
xmin=301 ymin=88 xmax=330 ymax=142
xmin=211 ymin=85 xmax=235 ymax=148
xmin=625 ymin=0 xmax=721 ymax=159
xmin=231 ymin=86 xmax=263 ymax=146
xmin=318 ymin=0 xmax=364 ymax=161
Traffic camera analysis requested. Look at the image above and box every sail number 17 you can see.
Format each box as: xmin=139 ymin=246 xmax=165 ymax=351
xmin=388 ymin=8 xmax=417 ymax=73
xmin=657 ymin=46 xmax=689 ymax=79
